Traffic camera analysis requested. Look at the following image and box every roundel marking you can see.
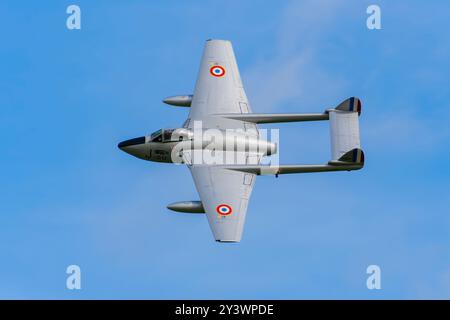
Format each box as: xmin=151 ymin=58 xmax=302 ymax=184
xmin=210 ymin=65 xmax=225 ymax=77
xmin=216 ymin=204 xmax=232 ymax=216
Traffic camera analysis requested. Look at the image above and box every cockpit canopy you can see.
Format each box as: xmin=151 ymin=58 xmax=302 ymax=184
xmin=150 ymin=128 xmax=192 ymax=143
xmin=150 ymin=129 xmax=163 ymax=142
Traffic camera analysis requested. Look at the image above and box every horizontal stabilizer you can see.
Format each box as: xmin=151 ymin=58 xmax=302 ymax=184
xmin=329 ymin=97 xmax=362 ymax=161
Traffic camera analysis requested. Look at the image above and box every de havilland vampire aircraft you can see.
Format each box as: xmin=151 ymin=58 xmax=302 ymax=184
xmin=118 ymin=39 xmax=364 ymax=242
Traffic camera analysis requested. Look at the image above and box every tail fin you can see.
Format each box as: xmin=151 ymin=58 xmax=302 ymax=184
xmin=336 ymin=97 xmax=362 ymax=115
xmin=329 ymin=97 xmax=362 ymax=161
xmin=329 ymin=148 xmax=365 ymax=166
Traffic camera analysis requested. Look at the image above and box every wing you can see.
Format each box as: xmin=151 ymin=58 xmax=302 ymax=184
xmin=187 ymin=39 xmax=254 ymax=130
xmin=189 ymin=164 xmax=256 ymax=242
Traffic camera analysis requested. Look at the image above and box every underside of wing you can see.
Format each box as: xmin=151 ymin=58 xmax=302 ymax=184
xmin=189 ymin=164 xmax=256 ymax=242
xmin=187 ymin=39 xmax=254 ymax=131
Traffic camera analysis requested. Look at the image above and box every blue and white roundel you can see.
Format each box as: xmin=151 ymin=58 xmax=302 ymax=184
xmin=216 ymin=204 xmax=232 ymax=215
xmin=210 ymin=65 xmax=225 ymax=77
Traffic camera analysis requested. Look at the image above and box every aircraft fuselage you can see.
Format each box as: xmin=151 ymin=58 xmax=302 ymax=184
xmin=118 ymin=127 xmax=276 ymax=164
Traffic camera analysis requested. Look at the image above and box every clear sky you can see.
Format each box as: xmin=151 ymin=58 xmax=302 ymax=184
xmin=1 ymin=0 xmax=449 ymax=299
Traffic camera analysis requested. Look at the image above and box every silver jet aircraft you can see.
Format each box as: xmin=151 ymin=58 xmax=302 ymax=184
xmin=118 ymin=39 xmax=364 ymax=242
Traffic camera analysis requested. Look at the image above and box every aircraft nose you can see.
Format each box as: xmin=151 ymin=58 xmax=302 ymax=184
xmin=118 ymin=136 xmax=146 ymax=150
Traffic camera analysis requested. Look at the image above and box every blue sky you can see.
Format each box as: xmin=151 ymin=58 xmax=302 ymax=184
xmin=1 ymin=0 xmax=449 ymax=299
